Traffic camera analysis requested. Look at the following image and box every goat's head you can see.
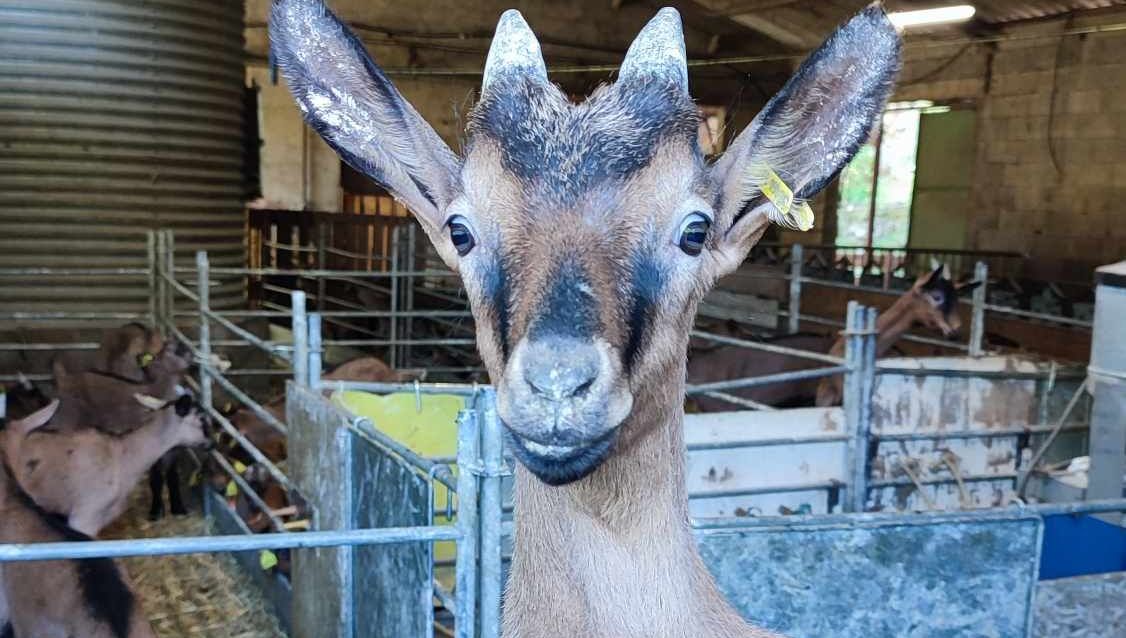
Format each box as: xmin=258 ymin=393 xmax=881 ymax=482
xmin=134 ymin=394 xmax=214 ymax=450
xmin=272 ymin=0 xmax=901 ymax=484
xmin=909 ymin=265 xmax=982 ymax=338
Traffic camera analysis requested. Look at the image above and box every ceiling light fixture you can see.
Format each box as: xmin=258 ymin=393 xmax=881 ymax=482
xmin=888 ymin=5 xmax=977 ymax=29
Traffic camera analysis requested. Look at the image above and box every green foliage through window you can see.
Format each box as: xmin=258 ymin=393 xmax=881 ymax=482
xmin=835 ymin=103 xmax=923 ymax=249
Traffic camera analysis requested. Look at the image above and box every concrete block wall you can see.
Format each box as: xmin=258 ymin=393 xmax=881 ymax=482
xmin=899 ymin=10 xmax=1126 ymax=285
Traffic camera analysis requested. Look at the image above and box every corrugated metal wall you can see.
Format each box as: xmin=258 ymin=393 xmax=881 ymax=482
xmin=0 ymin=0 xmax=247 ymax=313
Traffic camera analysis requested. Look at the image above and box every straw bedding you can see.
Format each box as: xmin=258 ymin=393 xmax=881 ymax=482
xmin=101 ymin=487 xmax=287 ymax=638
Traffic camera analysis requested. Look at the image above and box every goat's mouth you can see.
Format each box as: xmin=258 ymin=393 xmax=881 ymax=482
xmin=504 ymin=425 xmax=618 ymax=486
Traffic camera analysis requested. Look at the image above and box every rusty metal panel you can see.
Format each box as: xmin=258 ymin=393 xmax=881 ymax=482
xmin=287 ymin=383 xmax=354 ymax=638
xmin=1034 ymin=572 xmax=1126 ymax=637
xmin=868 ymin=356 xmax=1085 ymax=511
xmin=0 ymin=0 xmax=246 ymax=312
xmin=698 ymin=511 xmax=1043 ymax=638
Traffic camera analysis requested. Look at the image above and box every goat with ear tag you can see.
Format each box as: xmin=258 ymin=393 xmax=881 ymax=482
xmin=273 ymin=1 xmax=900 ymax=635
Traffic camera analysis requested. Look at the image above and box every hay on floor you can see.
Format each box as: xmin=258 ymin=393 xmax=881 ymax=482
xmin=101 ymin=487 xmax=287 ymax=638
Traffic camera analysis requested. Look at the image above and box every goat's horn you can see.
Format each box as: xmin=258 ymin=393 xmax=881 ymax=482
xmin=618 ymin=8 xmax=688 ymax=93
xmin=482 ymin=10 xmax=547 ymax=91
xmin=133 ymin=393 xmax=166 ymax=410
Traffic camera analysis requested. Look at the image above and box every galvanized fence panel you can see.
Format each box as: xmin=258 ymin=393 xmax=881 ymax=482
xmin=351 ymin=428 xmax=434 ymax=638
xmin=696 ymin=512 xmax=1043 ymax=638
xmin=287 ymin=382 xmax=355 ymax=638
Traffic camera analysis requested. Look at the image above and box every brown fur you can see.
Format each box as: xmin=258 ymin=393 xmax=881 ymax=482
xmin=53 ymin=323 xmax=165 ymax=385
xmin=1 ymin=398 xmax=211 ymax=536
xmin=271 ymin=2 xmax=901 ymax=635
xmin=0 ymin=463 xmax=156 ymax=638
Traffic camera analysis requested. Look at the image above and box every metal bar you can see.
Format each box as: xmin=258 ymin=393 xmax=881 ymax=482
xmin=687 ymin=434 xmax=849 ymax=451
xmin=478 ymin=389 xmax=504 ymax=638
xmin=455 ymin=401 xmax=481 ymax=638
xmin=321 ymin=381 xmax=482 ymax=396
xmin=874 ymin=423 xmax=1088 ymax=441
xmin=852 ymin=307 xmax=877 ymax=512
xmin=0 ymin=312 xmax=147 ymax=321
xmin=308 ymin=313 xmax=323 ymax=390
xmin=347 ymin=417 xmax=458 ymax=492
xmin=147 ymin=230 xmax=157 ymax=324
xmin=688 ymin=330 xmax=846 ymax=366
xmin=685 ymin=365 xmax=849 ymax=395
xmin=788 ymin=243 xmax=802 ymax=334
xmin=876 ymin=366 xmax=1083 ymax=380
xmin=203 ymin=401 xmax=294 ymax=491
xmin=316 ymin=222 xmax=327 ymax=314
xmin=969 ymin=261 xmax=988 ymax=356
xmin=322 ymin=338 xmax=476 ymax=348
xmin=203 ymin=307 xmax=292 ymax=361
xmin=292 ymin=290 xmax=308 ymax=388
xmin=183 ymin=309 xmax=473 ymax=319
xmin=868 ymin=472 xmax=1017 ymax=488
xmin=981 ymin=303 xmax=1093 ymax=328
xmin=197 ymin=251 xmax=213 ymax=411
xmin=688 ymin=481 xmax=841 ymax=500
xmin=206 ymin=267 xmax=457 ymax=278
xmin=698 ymin=391 xmax=778 ymax=411
xmin=842 ymin=302 xmax=863 ymax=513
xmin=390 ymin=226 xmax=401 ymax=369
xmin=0 ymin=526 xmax=461 ymax=563
xmin=162 ymin=271 xmax=200 ymax=303
xmin=0 ymin=343 xmax=99 ymax=351
xmin=0 ymin=268 xmax=150 ymax=276
xmin=208 ymin=370 xmax=289 ymax=435
xmin=210 ymin=450 xmax=286 ymax=532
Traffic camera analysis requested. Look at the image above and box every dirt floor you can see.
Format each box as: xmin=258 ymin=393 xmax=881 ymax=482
xmin=101 ymin=488 xmax=287 ymax=638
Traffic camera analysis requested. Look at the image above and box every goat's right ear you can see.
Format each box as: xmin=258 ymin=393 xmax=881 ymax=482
xmin=270 ymin=0 xmax=461 ymax=238
xmin=133 ymin=394 xmax=166 ymax=411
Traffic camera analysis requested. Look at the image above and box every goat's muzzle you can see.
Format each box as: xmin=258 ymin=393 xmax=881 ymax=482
xmin=498 ymin=336 xmax=633 ymax=485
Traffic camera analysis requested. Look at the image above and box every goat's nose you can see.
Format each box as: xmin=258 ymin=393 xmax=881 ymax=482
xmin=521 ymin=337 xmax=600 ymax=401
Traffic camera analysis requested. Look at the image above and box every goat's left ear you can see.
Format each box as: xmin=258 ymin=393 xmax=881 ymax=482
xmin=710 ymin=5 xmax=901 ymax=275
xmin=956 ymin=280 xmax=983 ymax=294
xmin=270 ymin=0 xmax=461 ymax=252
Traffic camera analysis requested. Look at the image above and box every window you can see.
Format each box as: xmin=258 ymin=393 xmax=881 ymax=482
xmin=835 ymin=100 xmax=939 ymax=249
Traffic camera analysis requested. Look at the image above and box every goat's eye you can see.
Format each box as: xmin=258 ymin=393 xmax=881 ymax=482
xmin=447 ymin=216 xmax=476 ymax=256
xmin=677 ymin=213 xmax=710 ymax=256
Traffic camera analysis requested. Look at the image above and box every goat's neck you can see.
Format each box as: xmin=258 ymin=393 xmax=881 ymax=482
xmin=118 ymin=418 xmax=180 ymax=471
xmin=873 ymin=293 xmax=921 ymax=355
xmin=505 ymin=360 xmax=758 ymax=637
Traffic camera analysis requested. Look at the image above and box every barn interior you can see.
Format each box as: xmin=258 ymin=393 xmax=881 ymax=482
xmin=1 ymin=1 xmax=1125 ymax=637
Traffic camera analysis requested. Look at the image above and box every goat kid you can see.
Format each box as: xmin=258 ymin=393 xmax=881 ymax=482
xmin=687 ymin=265 xmax=981 ymax=410
xmin=1 ymin=394 xmax=213 ymax=537
xmin=0 ymin=460 xmax=156 ymax=638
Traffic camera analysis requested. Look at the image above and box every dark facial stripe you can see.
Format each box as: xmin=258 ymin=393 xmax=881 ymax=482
xmin=484 ymin=257 xmax=511 ymax=359
xmin=623 ymin=252 xmax=666 ymax=372
xmin=1 ymin=622 xmax=12 ymax=638
xmin=529 ymin=257 xmax=597 ymax=340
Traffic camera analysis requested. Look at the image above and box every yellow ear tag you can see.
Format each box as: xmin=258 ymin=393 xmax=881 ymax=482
xmin=139 ymin=352 xmax=155 ymax=368
xmin=225 ymin=480 xmax=239 ymax=498
xmin=189 ymin=471 xmax=201 ymax=487
xmin=762 ymin=168 xmax=815 ymax=232
xmin=259 ymin=550 xmax=279 ymax=571
xmin=233 ymin=460 xmax=248 ymax=475
xmin=792 ymin=202 xmax=815 ymax=232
